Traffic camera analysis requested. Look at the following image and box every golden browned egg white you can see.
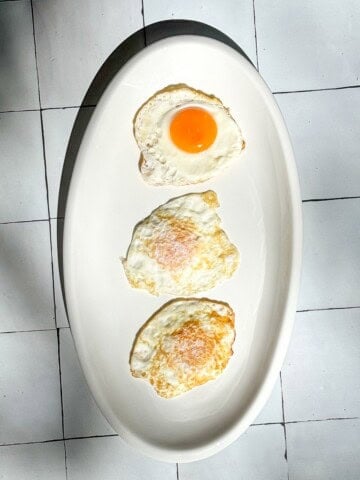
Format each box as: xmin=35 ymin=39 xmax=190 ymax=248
xmin=122 ymin=191 xmax=239 ymax=296
xmin=130 ymin=299 xmax=236 ymax=398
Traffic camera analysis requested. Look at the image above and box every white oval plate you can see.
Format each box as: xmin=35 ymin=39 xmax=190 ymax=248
xmin=64 ymin=35 xmax=302 ymax=463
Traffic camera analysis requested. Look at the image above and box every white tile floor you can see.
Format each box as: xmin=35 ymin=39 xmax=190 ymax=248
xmin=0 ymin=442 xmax=65 ymax=480
xmin=0 ymin=330 xmax=62 ymax=445
xmin=287 ymin=419 xmax=360 ymax=480
xmin=0 ymin=1 xmax=39 ymax=111
xmin=0 ymin=111 xmax=47 ymax=223
xmin=282 ymin=309 xmax=360 ymax=422
xmin=66 ymin=436 xmax=177 ymax=480
xmin=179 ymin=424 xmax=288 ymax=480
xmin=0 ymin=221 xmax=54 ymax=332
xmin=276 ymin=89 xmax=360 ymax=201
xmin=32 ymin=0 xmax=143 ymax=108
xmin=0 ymin=0 xmax=359 ymax=478
xmin=143 ymin=0 xmax=257 ymax=64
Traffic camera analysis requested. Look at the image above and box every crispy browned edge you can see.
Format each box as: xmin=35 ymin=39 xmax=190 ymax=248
xmin=128 ymin=297 xmax=235 ymax=369
xmin=133 ymin=83 xmax=246 ymax=177
xmin=121 ymin=189 xmax=219 ymax=265
xmin=134 ymin=83 xmax=227 ymax=174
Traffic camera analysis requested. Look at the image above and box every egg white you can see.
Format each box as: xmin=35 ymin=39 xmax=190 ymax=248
xmin=122 ymin=191 xmax=239 ymax=296
xmin=130 ymin=298 xmax=236 ymax=398
xmin=134 ymin=85 xmax=245 ymax=185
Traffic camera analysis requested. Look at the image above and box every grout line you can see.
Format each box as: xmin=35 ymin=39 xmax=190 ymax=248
xmin=30 ymin=0 xmax=52 ymax=224
xmin=63 ymin=440 xmax=68 ymax=480
xmin=176 ymin=463 xmax=180 ymax=480
xmin=141 ymin=0 xmax=145 ymax=29
xmin=42 ymin=104 xmax=96 ymax=111
xmin=303 ymin=196 xmax=360 ymax=203
xmin=284 ymin=423 xmax=290 ymax=480
xmin=0 ymin=326 xmax=68 ymax=336
xmin=251 ymin=421 xmax=285 ymax=427
xmin=31 ymin=0 xmax=59 ymax=344
xmin=141 ymin=0 xmax=148 ymax=46
xmin=279 ymin=372 xmax=287 ymax=428
xmin=279 ymin=372 xmax=289 ymax=479
xmin=252 ymin=417 xmax=360 ymax=428
xmin=0 ymin=107 xmax=39 ymax=114
xmin=0 ymin=434 xmax=119 ymax=449
xmin=64 ymin=434 xmax=119 ymax=442
xmin=0 ymin=218 xmax=48 ymax=225
xmin=0 ymin=438 xmax=64 ymax=448
xmin=46 ymin=186 xmax=58 ymax=332
xmin=30 ymin=0 xmax=42 ymax=110
xmin=274 ymin=84 xmax=360 ymax=95
xmin=48 ymin=219 xmax=58 ymax=328
xmin=297 ymin=305 xmax=360 ymax=313
xmin=56 ymin=329 xmax=66 ymax=439
xmin=0 ymin=105 xmax=95 ymax=115
xmin=0 ymin=327 xmax=57 ymax=335
xmin=286 ymin=416 xmax=360 ymax=425
xmin=252 ymin=0 xmax=259 ymax=70
xmin=41 ymin=104 xmax=96 ymax=112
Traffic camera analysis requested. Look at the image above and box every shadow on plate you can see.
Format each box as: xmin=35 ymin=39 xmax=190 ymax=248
xmin=57 ymin=19 xmax=252 ymax=322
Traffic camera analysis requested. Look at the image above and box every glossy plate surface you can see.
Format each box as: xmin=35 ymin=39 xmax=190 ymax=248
xmin=64 ymin=35 xmax=302 ymax=462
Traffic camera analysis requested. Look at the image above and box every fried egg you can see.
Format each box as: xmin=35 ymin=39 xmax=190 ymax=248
xmin=133 ymin=84 xmax=245 ymax=185
xmin=130 ymin=298 xmax=236 ymax=398
xmin=122 ymin=191 xmax=239 ymax=296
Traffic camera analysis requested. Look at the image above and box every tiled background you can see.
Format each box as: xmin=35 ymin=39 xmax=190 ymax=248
xmin=0 ymin=0 xmax=360 ymax=478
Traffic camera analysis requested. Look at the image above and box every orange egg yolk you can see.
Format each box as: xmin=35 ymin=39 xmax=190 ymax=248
xmin=169 ymin=107 xmax=217 ymax=153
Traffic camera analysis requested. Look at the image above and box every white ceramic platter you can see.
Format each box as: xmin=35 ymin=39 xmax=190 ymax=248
xmin=64 ymin=35 xmax=302 ymax=463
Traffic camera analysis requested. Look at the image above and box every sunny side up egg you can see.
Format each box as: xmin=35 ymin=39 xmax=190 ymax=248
xmin=130 ymin=298 xmax=236 ymax=398
xmin=122 ymin=191 xmax=239 ymax=296
xmin=133 ymin=84 xmax=245 ymax=185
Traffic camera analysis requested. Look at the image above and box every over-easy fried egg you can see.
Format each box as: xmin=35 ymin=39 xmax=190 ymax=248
xmin=122 ymin=191 xmax=239 ymax=296
xmin=133 ymin=84 xmax=245 ymax=185
xmin=130 ymin=298 xmax=236 ymax=398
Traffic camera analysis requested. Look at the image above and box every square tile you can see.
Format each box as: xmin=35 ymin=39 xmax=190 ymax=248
xmin=0 ymin=441 xmax=66 ymax=480
xmin=66 ymin=436 xmax=177 ymax=480
xmin=287 ymin=419 xmax=360 ymax=480
xmin=60 ymin=328 xmax=114 ymax=438
xmin=282 ymin=309 xmax=360 ymax=422
xmin=276 ymin=89 xmax=360 ymax=200
xmin=0 ymin=330 xmax=63 ymax=444
xmin=0 ymin=221 xmax=55 ymax=332
xmin=299 ymin=199 xmax=360 ymax=310
xmin=33 ymin=0 xmax=143 ymax=108
xmin=253 ymin=376 xmax=283 ymax=425
xmin=179 ymin=424 xmax=287 ymax=480
xmin=256 ymin=0 xmax=360 ymax=92
xmin=50 ymin=219 xmax=68 ymax=327
xmin=0 ymin=111 xmax=47 ymax=223
xmin=144 ymin=0 xmax=257 ymax=64
xmin=0 ymin=1 xmax=39 ymax=111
